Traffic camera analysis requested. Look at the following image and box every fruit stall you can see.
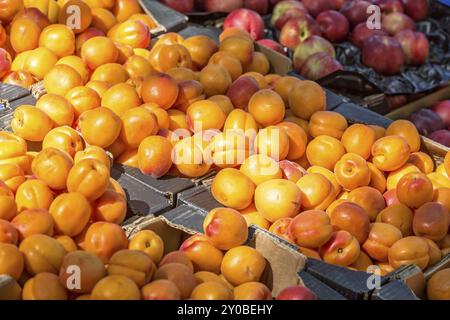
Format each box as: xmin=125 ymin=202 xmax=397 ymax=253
xmin=0 ymin=0 xmax=449 ymax=303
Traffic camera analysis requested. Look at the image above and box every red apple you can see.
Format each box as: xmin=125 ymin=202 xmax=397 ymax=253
xmin=395 ymin=30 xmax=429 ymax=66
xmin=301 ymin=0 xmax=334 ymax=17
xmin=161 ymin=0 xmax=194 ymax=13
xmin=316 ymin=10 xmax=350 ymax=43
xmin=0 ymin=48 xmax=11 ymax=79
xmin=223 ymin=8 xmax=265 ymax=40
xmin=340 ymin=0 xmax=372 ymax=27
xmin=226 ymin=76 xmax=260 ymax=109
xmin=401 ymin=0 xmax=428 ymax=21
xmin=299 ymin=52 xmax=343 ymax=80
xmin=381 ymin=12 xmax=415 ymax=35
xmin=373 ymin=0 xmax=404 ymax=14
xmin=276 ymin=285 xmax=317 ymax=300
xmin=293 ymin=35 xmax=335 ymax=70
xmin=330 ymin=0 xmax=350 ymax=9
xmin=279 ymin=15 xmax=321 ymax=50
xmin=431 ymin=100 xmax=450 ymax=127
xmin=256 ymin=39 xmax=286 ymax=55
xmin=361 ymin=35 xmax=404 ymax=75
xmin=271 ymin=0 xmax=308 ymax=29
xmin=244 ymin=0 xmax=270 ymax=15
xmin=428 ymin=130 xmax=450 ymax=148
xmin=204 ymin=0 xmax=244 ymax=12
xmin=350 ymin=22 xmax=388 ymax=48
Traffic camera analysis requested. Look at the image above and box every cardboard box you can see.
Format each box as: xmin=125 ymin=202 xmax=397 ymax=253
xmin=124 ymin=205 xmax=306 ymax=296
xmin=139 ymin=0 xmax=188 ymax=36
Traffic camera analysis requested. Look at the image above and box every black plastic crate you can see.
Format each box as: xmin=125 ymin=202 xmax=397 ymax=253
xmin=176 ymin=185 xmax=221 ymax=214
xmin=334 ymin=103 xmax=394 ymax=128
xmin=298 ymin=270 xmax=348 ymax=300
xmin=139 ymin=0 xmax=188 ymax=36
xmin=0 ymin=84 xmax=30 ymax=103
xmin=371 ymin=280 xmax=419 ymax=300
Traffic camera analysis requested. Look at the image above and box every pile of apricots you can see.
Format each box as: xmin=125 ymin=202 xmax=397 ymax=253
xmin=0 ymin=0 xmax=449 ymax=300
xmin=1 ymin=204 xmax=303 ymax=300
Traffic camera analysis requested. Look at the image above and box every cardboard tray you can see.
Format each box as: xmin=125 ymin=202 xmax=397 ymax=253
xmin=123 ymin=205 xmax=306 ymax=296
xmin=139 ymin=0 xmax=188 ymax=36
xmin=334 ymin=102 xmax=448 ymax=164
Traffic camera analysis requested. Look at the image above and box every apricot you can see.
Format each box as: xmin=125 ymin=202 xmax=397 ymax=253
xmin=424 ymin=238 xmax=442 ymax=267
xmin=388 ymin=236 xmax=430 ymax=270
xmin=309 ymin=111 xmax=348 ymax=140
xmin=39 ymin=24 xmax=75 ymax=58
xmin=386 ymin=163 xmax=421 ymax=191
xmin=65 ymin=87 xmax=100 ymax=118
xmin=280 ymin=160 xmax=307 ymax=183
xmin=0 ymin=276 xmax=22 ymax=300
xmin=22 ymin=272 xmax=67 ymax=300
xmin=91 ymin=275 xmax=140 ymax=300
xmin=296 ymin=173 xmax=335 ymax=210
xmin=15 ymin=179 xmax=54 ymax=212
xmin=187 ymin=100 xmax=226 ymax=132
xmin=59 ymin=250 xmax=106 ymax=293
xmin=289 ymin=210 xmax=333 ymax=248
xmin=240 ymin=72 xmax=268 ymax=89
xmin=220 ymin=246 xmax=266 ymax=286
xmin=128 ymin=230 xmax=164 ymax=264
xmin=137 ymin=135 xmax=173 ymax=178
xmin=223 ymin=109 xmax=258 ymax=138
xmin=306 ymin=135 xmax=345 ymax=171
xmin=58 ymin=0 xmax=92 ymax=33
xmin=90 ymin=62 xmax=128 ymax=85
xmin=11 ymin=105 xmax=53 ymax=142
xmin=428 ymin=172 xmax=450 ymax=189
xmin=141 ymin=104 xmax=170 ymax=130
xmin=376 ymin=204 xmax=413 ymax=237
xmin=190 ymin=281 xmax=233 ymax=300
xmin=341 ymin=124 xmax=376 ymax=160
xmin=172 ymin=80 xmax=204 ymax=113
xmin=140 ymin=73 xmax=179 ymax=110
xmin=244 ymin=51 xmax=270 ymax=75
xmin=396 ymin=172 xmax=434 ymax=210
xmin=347 ymin=187 xmax=386 ymax=222
xmin=426 ymin=268 xmax=450 ymax=300
xmin=438 ymin=234 xmax=450 ymax=250
xmin=84 ymin=222 xmax=129 ymax=263
xmin=75 ymin=27 xmax=106 ymax=55
xmin=208 ymin=51 xmax=242 ymax=81
xmin=269 ymin=217 xmax=294 ymax=243
xmin=350 ymin=251 xmax=373 ymax=272
xmin=203 ymin=207 xmax=248 ymax=250
xmin=85 ymin=80 xmax=111 ymax=98
xmin=110 ymin=19 xmax=150 ymax=49
xmin=219 ymin=35 xmax=254 ymax=66
xmin=319 ymin=230 xmax=360 ymax=267
xmin=172 ymin=136 xmax=211 ymax=178
xmin=81 ymin=36 xmax=118 ymax=70
xmin=122 ymin=55 xmax=152 ymax=79
xmin=179 ymin=36 xmax=215 ymax=70
xmin=11 ymin=208 xmax=53 ymax=241
xmin=36 ymin=94 xmax=75 ymax=127
xmin=273 ymin=77 xmax=299 ymax=106
xmin=199 ymin=64 xmax=232 ymax=97
xmin=44 ymin=64 xmax=84 ymax=96
xmin=204 ymin=131 xmax=249 ymax=168
xmin=54 ymin=235 xmax=77 ymax=252
xmin=231 ymin=282 xmax=271 ymax=300
xmin=211 ymin=168 xmax=255 ymax=210
xmin=118 ymin=107 xmax=158 ymax=149
xmin=67 ymin=158 xmax=110 ymax=201
xmin=362 ymin=222 xmax=403 ymax=262
xmin=79 ymin=107 xmax=122 ymax=148
xmin=413 ymin=202 xmax=450 ymax=242
xmin=0 ymin=243 xmax=24 ymax=280
xmin=107 ymin=249 xmax=155 ymax=287
xmin=43 ymin=127 xmax=84 ymax=159
xmin=0 ymin=163 xmax=25 ymax=192
xmin=329 ymin=202 xmax=370 ymax=244
xmin=0 ymin=219 xmax=18 ymax=244
xmin=19 ymin=234 xmax=66 ymax=275
xmin=92 ymin=189 xmax=126 ymax=224
xmin=147 ymin=44 xmax=191 ymax=72
xmin=289 ymin=80 xmax=326 ymax=120
xmin=102 ymin=83 xmax=142 ymax=117
xmin=32 ymin=148 xmax=73 ymax=191
xmin=159 ymin=251 xmax=194 ymax=272
xmin=248 ymin=89 xmax=285 ymax=127
xmin=23 ymin=47 xmax=58 ymax=80
xmin=2 ymin=70 xmax=36 ymax=88
xmin=239 ymin=204 xmax=271 ymax=230
xmin=180 ymin=235 xmax=224 ymax=274
xmin=433 ymin=187 xmax=450 ymax=212
xmin=50 ymin=192 xmax=91 ymax=237
xmin=10 ymin=18 xmax=41 ymax=53
xmin=386 ymin=120 xmax=421 ymax=153
xmin=219 ymin=27 xmax=253 ymax=42
xmin=445 ymin=152 xmax=450 ymax=177
xmin=153 ymin=263 xmax=197 ymax=299
xmin=240 ymin=154 xmax=282 ymax=185
xmin=371 ymin=136 xmax=411 ymax=171
xmin=90 ymin=7 xmax=117 ymax=33
xmin=334 ymin=153 xmax=371 ymax=191
xmin=306 ymin=166 xmax=341 ymax=196
xmin=407 ymin=152 xmax=434 ymax=174
xmin=165 ymin=67 xmax=196 ymax=82
xmin=254 ymin=126 xmax=290 ymax=161
xmin=141 ymin=279 xmax=181 ymax=300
